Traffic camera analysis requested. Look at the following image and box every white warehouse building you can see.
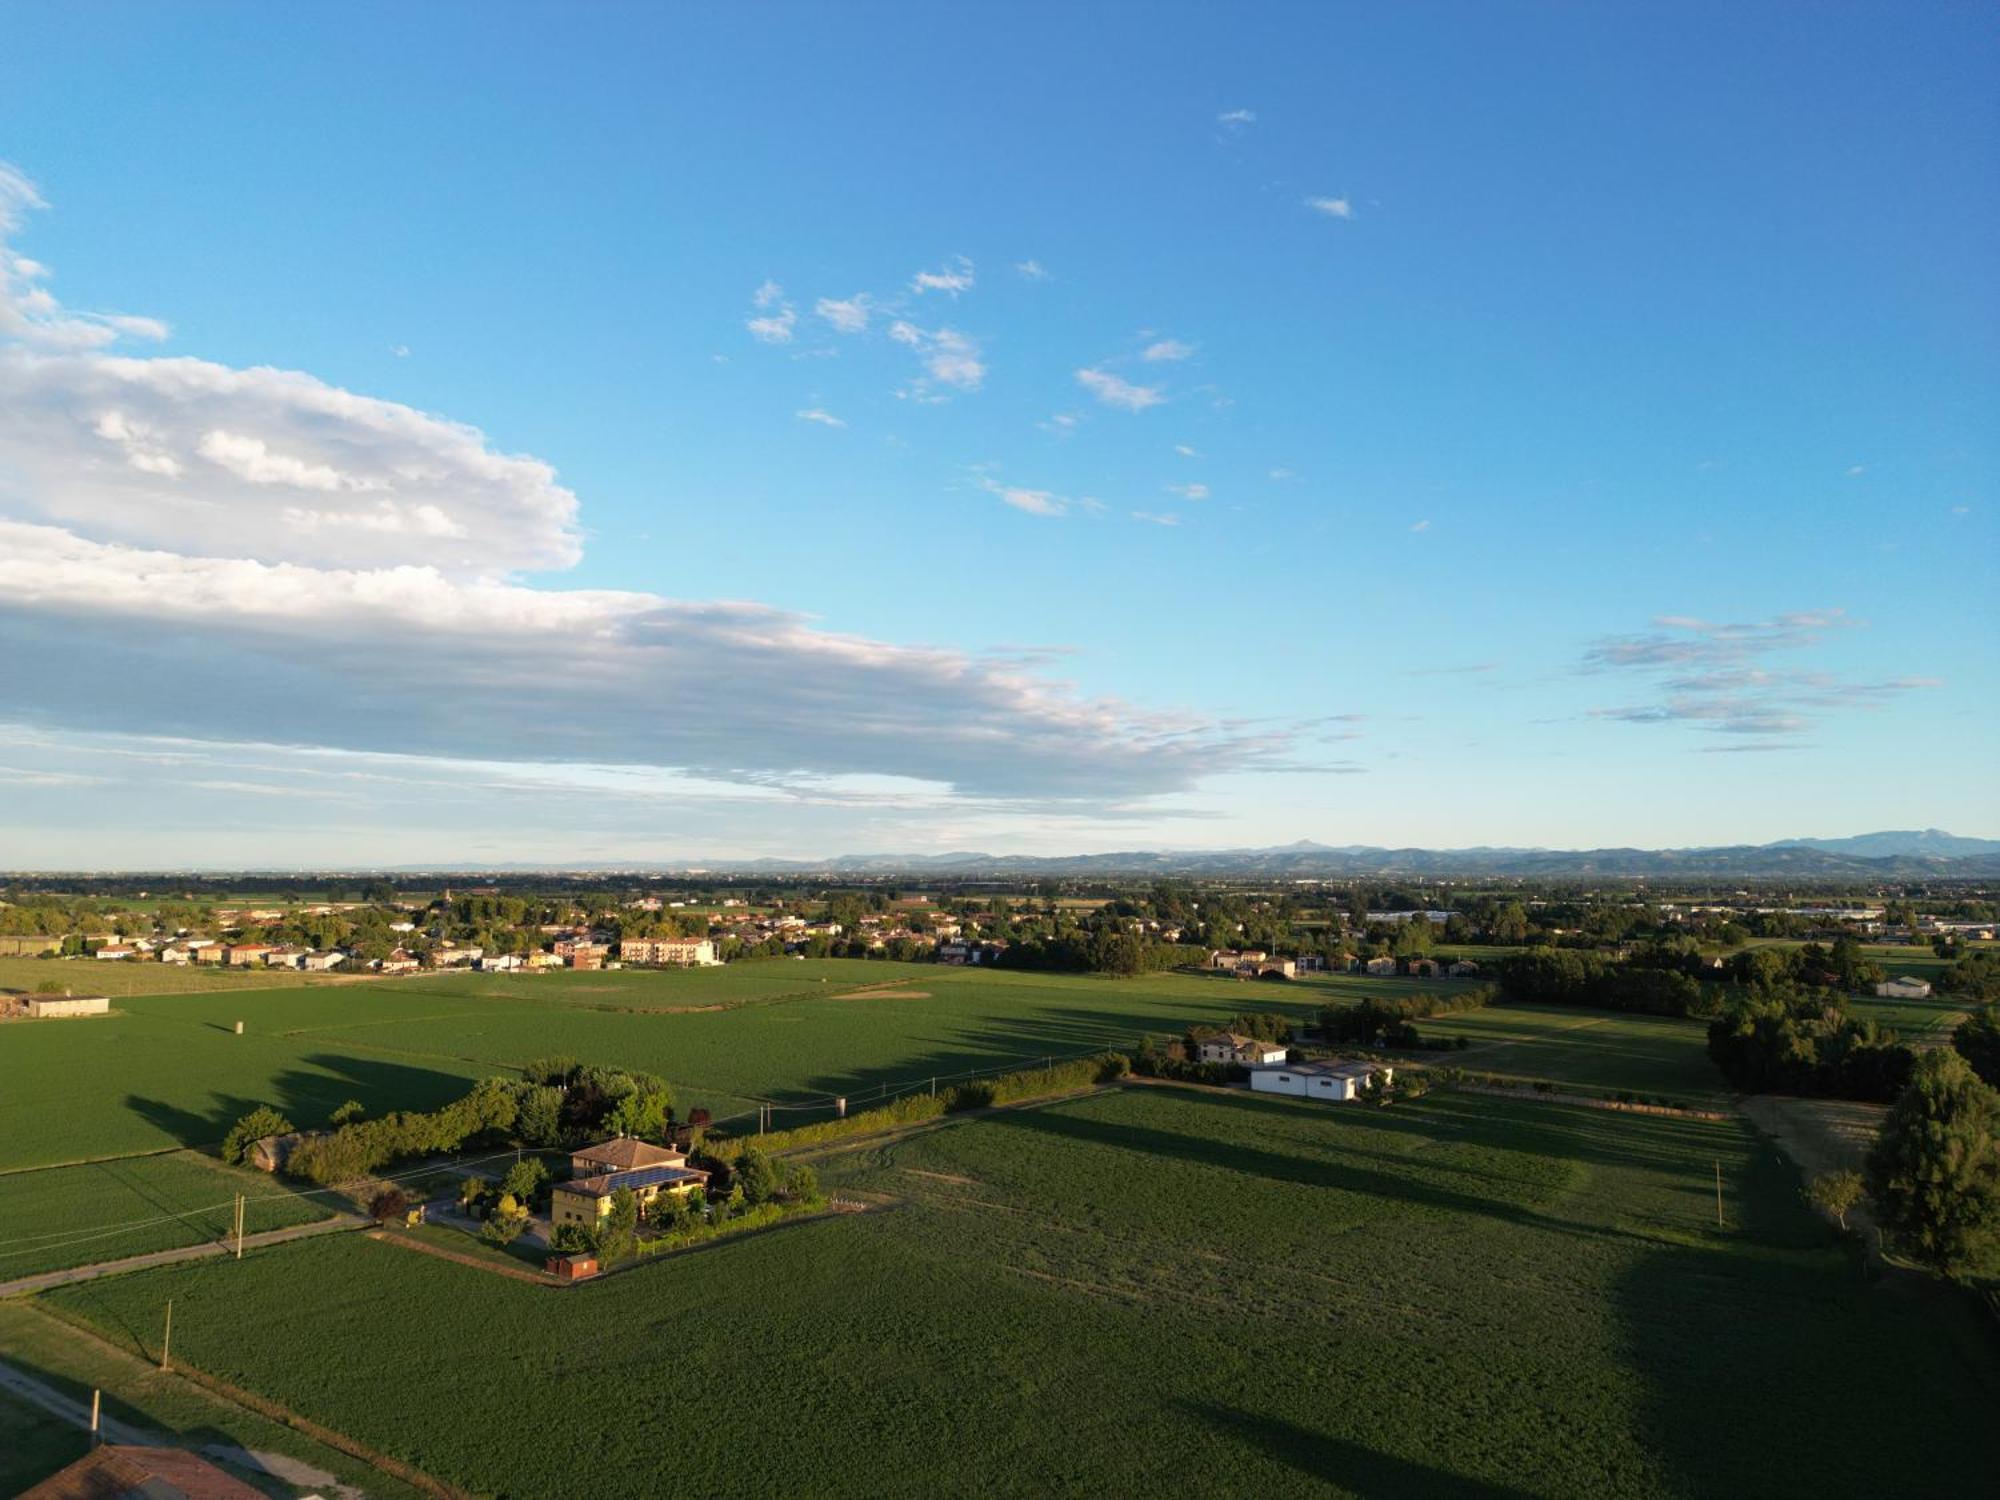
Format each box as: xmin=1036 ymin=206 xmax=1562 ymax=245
xmin=1249 ymin=1058 xmax=1393 ymax=1103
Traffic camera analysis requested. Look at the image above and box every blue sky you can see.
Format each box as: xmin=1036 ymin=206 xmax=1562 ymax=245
xmin=0 ymin=2 xmax=1993 ymax=866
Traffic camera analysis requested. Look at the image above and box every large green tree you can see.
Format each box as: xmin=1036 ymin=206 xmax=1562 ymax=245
xmin=1952 ymin=1006 xmax=2000 ymax=1088
xmin=1865 ymin=1048 xmax=2000 ymax=1278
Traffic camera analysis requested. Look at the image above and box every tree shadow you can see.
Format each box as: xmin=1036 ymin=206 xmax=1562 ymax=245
xmin=123 ymin=1052 xmax=480 ymax=1150
xmin=1184 ymin=1400 xmax=1540 ymax=1498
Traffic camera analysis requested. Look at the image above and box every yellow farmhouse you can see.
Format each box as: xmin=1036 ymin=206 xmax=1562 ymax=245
xmin=550 ymin=1136 xmax=709 ymax=1231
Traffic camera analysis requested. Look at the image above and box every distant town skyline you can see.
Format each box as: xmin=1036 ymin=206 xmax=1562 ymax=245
xmin=0 ymin=3 xmax=1994 ymax=867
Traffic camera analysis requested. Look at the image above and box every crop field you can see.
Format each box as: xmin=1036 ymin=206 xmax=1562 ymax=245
xmin=0 ymin=1300 xmax=424 ymax=1500
xmin=3 ymin=960 xmax=1370 ymax=1171
xmin=42 ymin=1085 xmax=1999 ymax=1498
xmin=0 ymin=954 xmax=361 ymax=998
xmin=1843 ymin=994 xmax=1973 ymax=1041
xmin=1413 ymin=1002 xmax=1729 ymax=1102
xmin=0 ymin=1152 xmax=333 ymax=1283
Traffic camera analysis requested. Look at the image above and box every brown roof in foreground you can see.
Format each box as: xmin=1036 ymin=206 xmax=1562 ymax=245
xmin=18 ymin=1444 xmax=268 ymax=1500
xmin=573 ymin=1136 xmax=682 ymax=1170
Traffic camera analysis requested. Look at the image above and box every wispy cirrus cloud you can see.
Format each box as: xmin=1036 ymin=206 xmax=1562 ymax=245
xmin=1076 ymin=366 xmax=1164 ymax=412
xmin=1142 ymin=338 xmax=1195 ymax=362
xmin=1581 ymin=610 xmax=1939 ymax=741
xmin=1217 ymin=108 xmax=1256 ymax=128
xmin=911 ymin=255 xmax=975 ymax=296
xmin=1305 ymin=196 xmax=1354 ymax=220
xmin=795 ymin=408 xmax=846 ymax=428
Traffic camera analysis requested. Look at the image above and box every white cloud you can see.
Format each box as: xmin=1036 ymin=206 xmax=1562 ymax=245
xmin=911 ymin=256 xmax=975 ymax=296
xmin=391 ymin=344 xmax=410 ymax=358
xmin=1217 ymin=109 xmax=1256 ymax=127
xmin=814 ymin=295 xmax=870 ymax=334
xmin=1173 ymin=444 xmax=1199 ymax=458
xmin=981 ymin=478 xmax=1066 ymax=518
xmin=1132 ymin=511 xmax=1180 ymax=527
xmin=1142 ymin=339 xmax=1195 ymax=363
xmin=1845 ymin=464 xmax=1867 ymax=477
xmin=1305 ymin=196 xmax=1354 ymax=220
xmin=1167 ymin=482 xmax=1209 ymax=501
xmin=796 ymin=408 xmax=846 ymax=428
xmin=1039 ymin=412 xmax=1080 ymax=436
xmin=746 ymin=307 xmax=796 ymax=344
xmin=0 ymin=164 xmax=172 ymax=352
xmin=0 ymin=348 xmax=582 ymax=574
xmin=1076 ymin=367 xmax=1164 ymax=412
xmin=891 ymin=323 xmax=985 ymax=398
xmin=1410 ymin=519 xmax=1431 ymax=532
xmin=0 ymin=166 xmax=1302 ymax=813
xmin=1268 ymin=467 xmax=1295 ymax=481
xmin=0 ymin=520 xmax=1301 ymax=800
xmin=752 ymin=279 xmax=786 ymax=310
xmin=1014 ymin=260 xmax=1049 ymax=281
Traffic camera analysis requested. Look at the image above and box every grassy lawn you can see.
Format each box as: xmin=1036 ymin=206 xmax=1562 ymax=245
xmin=1411 ymin=1002 xmax=1729 ymax=1103
xmin=1843 ymin=994 xmax=1973 ymax=1042
xmin=0 ymin=1151 xmax=334 ymax=1282
xmin=40 ymin=1086 xmax=1998 ymax=1498
xmin=0 ymin=1301 xmax=424 ymax=1500
xmin=0 ymin=954 xmax=364 ymax=998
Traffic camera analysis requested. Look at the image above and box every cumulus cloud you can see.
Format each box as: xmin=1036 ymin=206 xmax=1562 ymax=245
xmin=0 ymin=348 xmax=582 ymax=574
xmin=911 ymin=256 xmax=975 ymax=296
xmin=1581 ymin=610 xmax=1937 ymax=741
xmin=1305 ymin=196 xmax=1354 ymax=220
xmin=1076 ymin=367 xmax=1164 ymax=412
xmin=814 ymin=294 xmax=870 ymax=333
xmin=1142 ymin=339 xmax=1194 ymax=362
xmin=892 ymin=323 xmax=985 ymax=399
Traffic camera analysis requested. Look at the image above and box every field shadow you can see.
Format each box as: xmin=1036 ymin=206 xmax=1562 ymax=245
xmin=124 ymin=1052 xmax=482 ymax=1150
xmin=1184 ymin=1401 xmax=1537 ymax=1498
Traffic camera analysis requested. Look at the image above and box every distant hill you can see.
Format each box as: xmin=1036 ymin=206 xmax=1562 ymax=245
xmin=1765 ymin=829 xmax=2000 ymax=859
xmin=683 ymin=833 xmax=2000 ymax=880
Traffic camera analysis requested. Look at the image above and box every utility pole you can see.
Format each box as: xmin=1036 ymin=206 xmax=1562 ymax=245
xmin=90 ymin=1389 xmax=100 ymax=1446
xmin=1714 ymin=1161 xmax=1724 ymax=1229
xmin=234 ymin=1194 xmax=244 ymax=1259
xmin=160 ymin=1300 xmax=171 ymax=1372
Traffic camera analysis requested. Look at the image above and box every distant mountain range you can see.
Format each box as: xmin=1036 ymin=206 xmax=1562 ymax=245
xmin=624 ymin=830 xmax=2000 ymax=880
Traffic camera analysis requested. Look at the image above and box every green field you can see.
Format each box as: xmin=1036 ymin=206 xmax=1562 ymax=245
xmin=1843 ymin=993 xmax=1974 ymax=1041
xmin=1414 ymin=1002 xmax=1729 ymax=1102
xmin=0 ymin=1301 xmax=423 ymax=1500
xmin=2 ymin=960 xmax=1385 ymax=1171
xmin=42 ymin=1085 xmax=1999 ymax=1497
xmin=0 ymin=954 xmax=361 ymax=997
xmin=0 ymin=1152 xmax=333 ymax=1282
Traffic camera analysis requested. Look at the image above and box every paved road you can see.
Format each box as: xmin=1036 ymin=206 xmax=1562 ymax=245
xmin=0 ymin=1213 xmax=366 ymax=1299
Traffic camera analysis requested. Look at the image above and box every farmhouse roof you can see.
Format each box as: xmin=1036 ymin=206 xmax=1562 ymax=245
xmin=575 ymin=1136 xmax=683 ymax=1171
xmin=559 ymin=1163 xmax=710 ymax=1200
xmin=19 ymin=1444 xmax=269 ymax=1500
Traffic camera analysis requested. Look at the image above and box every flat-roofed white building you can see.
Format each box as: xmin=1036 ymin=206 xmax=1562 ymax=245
xmin=1249 ymin=1058 xmax=1393 ymax=1103
xmin=27 ymin=994 xmax=110 ymax=1019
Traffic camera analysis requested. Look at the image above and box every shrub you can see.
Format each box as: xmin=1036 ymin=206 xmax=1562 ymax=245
xmin=369 ymin=1188 xmax=409 ymax=1223
xmin=221 ymin=1106 xmax=295 ymax=1166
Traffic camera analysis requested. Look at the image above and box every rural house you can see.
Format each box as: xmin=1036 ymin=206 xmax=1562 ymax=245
xmin=1363 ymin=956 xmax=1398 ymax=977
xmin=1197 ymin=1032 xmax=1289 ymax=1067
xmin=551 ymin=1136 xmax=710 ymax=1231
